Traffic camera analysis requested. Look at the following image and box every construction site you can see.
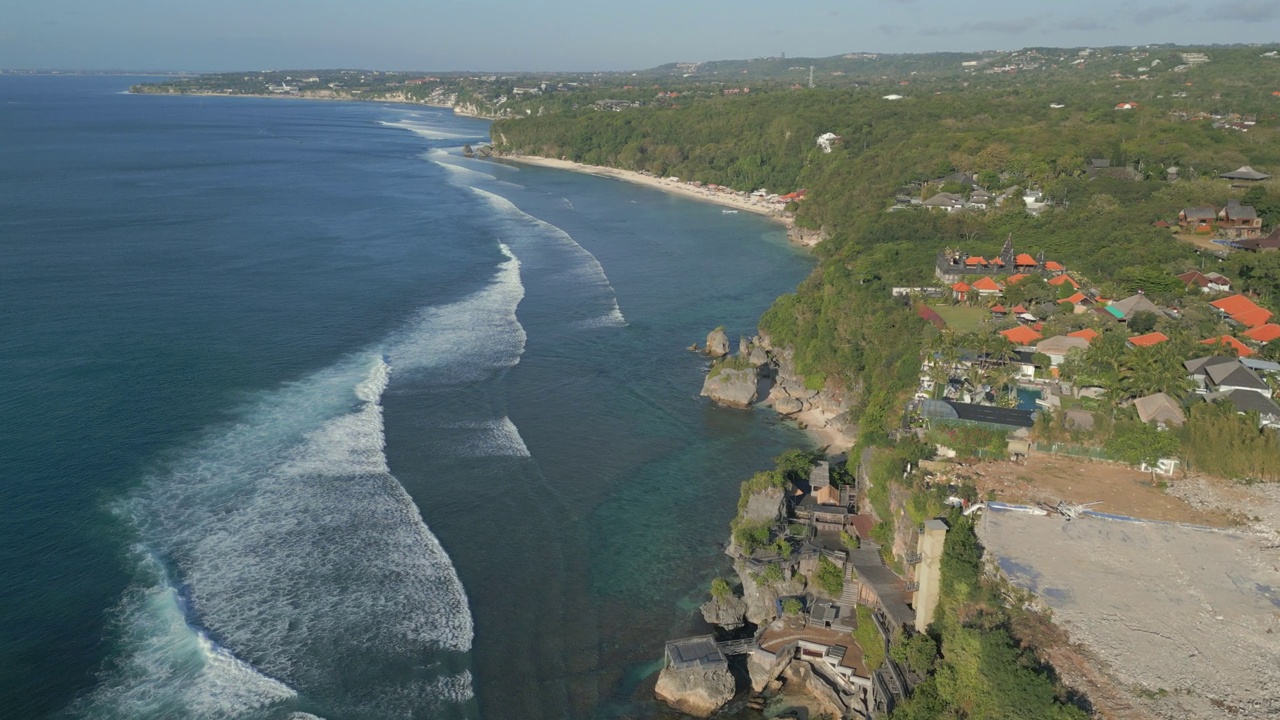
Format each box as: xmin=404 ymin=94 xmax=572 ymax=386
xmin=968 ymin=456 xmax=1280 ymax=720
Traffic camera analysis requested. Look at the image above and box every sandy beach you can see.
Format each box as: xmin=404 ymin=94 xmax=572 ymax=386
xmin=494 ymin=153 xmax=794 ymax=224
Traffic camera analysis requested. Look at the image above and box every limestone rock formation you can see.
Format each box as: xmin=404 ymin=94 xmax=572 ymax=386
xmin=654 ymin=665 xmax=736 ymax=717
xmin=781 ymin=661 xmax=850 ymax=719
xmin=700 ymin=364 xmax=759 ymax=408
xmin=773 ymin=396 xmax=803 ymax=415
xmin=705 ymin=328 xmax=731 ymax=358
xmin=700 ymin=594 xmax=748 ymax=630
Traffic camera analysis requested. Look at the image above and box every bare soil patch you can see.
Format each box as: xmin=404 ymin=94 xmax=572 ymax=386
xmin=948 ymin=454 xmax=1244 ymax=527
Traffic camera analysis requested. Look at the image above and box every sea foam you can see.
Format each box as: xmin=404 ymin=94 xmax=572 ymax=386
xmin=79 ymin=245 xmax=535 ymax=718
xmin=469 ymin=187 xmax=627 ymax=328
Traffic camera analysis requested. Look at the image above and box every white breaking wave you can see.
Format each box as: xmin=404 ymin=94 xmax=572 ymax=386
xmin=431 ymin=158 xmax=499 ymax=184
xmin=442 ymin=417 xmax=531 ymax=457
xmin=469 ymin=187 xmax=627 ymax=328
xmin=387 ymin=243 xmax=527 ymax=382
xmin=69 ymin=551 xmax=298 ymax=720
xmin=80 ymin=244 xmax=536 ymax=718
xmin=378 ymin=119 xmax=479 ymax=141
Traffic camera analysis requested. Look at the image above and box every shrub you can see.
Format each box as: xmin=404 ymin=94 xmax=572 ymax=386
xmin=840 ymin=531 xmax=861 ymax=550
xmin=710 ymin=577 xmax=733 ymax=602
xmin=815 ymin=555 xmax=844 ymax=596
xmin=783 ymin=597 xmax=803 ymax=616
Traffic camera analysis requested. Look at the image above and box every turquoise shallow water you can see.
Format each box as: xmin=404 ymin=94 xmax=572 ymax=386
xmin=0 ymin=76 xmax=813 ymax=719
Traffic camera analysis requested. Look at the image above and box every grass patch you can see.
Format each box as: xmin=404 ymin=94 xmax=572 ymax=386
xmin=931 ymin=304 xmax=990 ymax=333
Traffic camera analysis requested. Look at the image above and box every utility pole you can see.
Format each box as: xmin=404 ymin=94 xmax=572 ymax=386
xmin=809 ymin=66 xmax=815 ymax=88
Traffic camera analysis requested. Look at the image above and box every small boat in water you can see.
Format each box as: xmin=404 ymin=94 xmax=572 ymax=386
xmin=722 ymin=209 xmax=738 ymax=214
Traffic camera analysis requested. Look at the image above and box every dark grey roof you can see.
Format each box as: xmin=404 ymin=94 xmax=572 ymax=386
xmin=848 ymin=547 xmax=916 ymax=628
xmin=1232 ymin=228 xmax=1280 ymax=252
xmin=1204 ymin=389 xmax=1280 ymax=417
xmin=1090 ymin=158 xmax=1111 ymax=168
xmin=1206 ymin=362 xmax=1270 ymax=392
xmin=943 ymin=401 xmax=1035 ymax=428
xmin=1220 ymin=166 xmax=1271 ymax=181
xmin=1182 ymin=207 xmax=1217 ymax=220
xmin=666 ymin=636 xmax=726 ymax=668
xmin=809 ymin=461 xmax=830 ymax=489
xmin=1226 ymin=204 xmax=1259 ymax=220
xmin=1185 ymin=355 xmax=1238 ymax=375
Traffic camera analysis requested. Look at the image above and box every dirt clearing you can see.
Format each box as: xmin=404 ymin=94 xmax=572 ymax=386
xmin=980 ymin=510 xmax=1280 ymax=720
xmin=945 ymin=454 xmax=1244 ymax=527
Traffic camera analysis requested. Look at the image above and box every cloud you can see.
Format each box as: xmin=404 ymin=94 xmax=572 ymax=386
xmin=877 ymin=24 xmax=904 ymax=36
xmin=1060 ymin=17 xmax=1105 ymax=31
xmin=1131 ymin=2 xmax=1190 ymax=22
xmin=918 ymin=17 xmax=1040 ymax=36
xmin=1205 ymin=1 xmax=1280 ymax=22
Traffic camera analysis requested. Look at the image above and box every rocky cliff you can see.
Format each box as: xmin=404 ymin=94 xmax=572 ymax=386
xmin=653 ymin=664 xmax=736 ymax=717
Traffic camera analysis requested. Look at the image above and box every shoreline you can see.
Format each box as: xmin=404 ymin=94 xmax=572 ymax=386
xmin=125 ymin=89 xmax=497 ymax=118
xmin=493 ymin=153 xmax=799 ymax=228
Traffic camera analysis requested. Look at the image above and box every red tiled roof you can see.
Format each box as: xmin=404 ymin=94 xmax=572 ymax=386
xmin=1128 ymin=332 xmax=1169 ymax=347
xmin=1048 ymin=274 xmax=1080 ymax=288
xmin=1032 ymin=322 xmax=1045 ymax=331
xmin=1153 ymin=220 xmax=1171 ymax=228
xmin=1001 ymin=325 xmax=1043 ymax=345
xmin=1211 ymin=294 xmax=1260 ymax=317
xmin=951 ymin=281 xmax=971 ymax=292
xmin=917 ymin=305 xmax=946 ymax=330
xmin=1245 ymin=324 xmax=1280 ymax=343
xmin=1014 ymin=253 xmax=1038 ymax=266
xmin=1044 ymin=261 xmax=1064 ymax=271
xmin=990 ymin=304 xmax=1006 ymax=313
xmin=1199 ymin=335 xmax=1255 ymax=357
xmin=1005 ymin=273 xmax=1030 ymax=285
xmin=1068 ymin=328 xmax=1099 ymax=342
xmin=964 ymin=256 xmax=987 ymax=266
xmin=1059 ymin=291 xmax=1088 ymax=304
xmin=1231 ymin=307 xmax=1273 ymax=329
xmin=1012 ymin=304 xmax=1028 ymax=314
xmin=972 ymin=276 xmax=1003 ymax=292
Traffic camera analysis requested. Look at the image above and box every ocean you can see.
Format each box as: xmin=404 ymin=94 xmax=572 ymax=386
xmin=0 ymin=75 xmax=813 ymax=719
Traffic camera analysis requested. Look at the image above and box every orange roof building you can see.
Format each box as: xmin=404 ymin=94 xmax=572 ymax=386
xmin=990 ymin=303 xmax=1006 ymax=313
xmin=1012 ymin=304 xmax=1028 ymax=314
xmin=1044 ymin=261 xmax=1065 ymax=272
xmin=1001 ymin=325 xmax=1043 ymax=345
xmin=951 ymin=281 xmax=971 ymax=292
xmin=1067 ymin=328 xmax=1099 ymax=342
xmin=1231 ymin=307 xmax=1273 ymax=329
xmin=1200 ymin=335 xmax=1255 ymax=357
xmin=1245 ymin=324 xmax=1280 ymax=344
xmin=1048 ymin=274 xmax=1080 ymax=289
xmin=1014 ymin=253 xmax=1038 ymax=267
xmin=1210 ymin=294 xmax=1261 ymax=317
xmin=1059 ymin=291 xmax=1089 ymax=305
xmin=971 ymin=276 xmax=1004 ymax=293
xmin=1005 ymin=273 xmax=1030 ymax=285
xmin=1128 ymin=332 xmax=1170 ymax=347
xmin=964 ymin=256 xmax=988 ymax=266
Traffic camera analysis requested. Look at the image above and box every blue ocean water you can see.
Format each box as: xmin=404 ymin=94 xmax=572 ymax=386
xmin=0 ymin=76 xmax=813 ymax=719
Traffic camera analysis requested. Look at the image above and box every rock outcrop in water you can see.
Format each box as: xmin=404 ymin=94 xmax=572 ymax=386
xmin=700 ymin=593 xmax=748 ymax=631
xmin=653 ymin=664 xmax=736 ymax=717
xmin=704 ymin=327 xmax=731 ymax=358
xmin=700 ymin=362 xmax=760 ymax=408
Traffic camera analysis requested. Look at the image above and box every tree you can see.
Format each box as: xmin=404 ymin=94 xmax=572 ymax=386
xmin=1105 ymin=420 xmax=1179 ymax=466
xmin=1127 ymin=310 xmax=1159 ymax=334
xmin=891 ymin=632 xmax=939 ymax=675
xmin=710 ymin=577 xmax=733 ymax=602
xmin=782 ymin=597 xmax=803 ymax=616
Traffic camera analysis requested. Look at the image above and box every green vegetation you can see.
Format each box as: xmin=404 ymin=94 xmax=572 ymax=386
xmin=925 ymin=424 xmax=1009 ymax=460
xmin=931 ymin=305 xmax=989 ymax=333
xmin=814 ymin=555 xmax=844 ymax=597
xmin=782 ymin=597 xmax=804 ymax=616
xmin=710 ymin=577 xmax=733 ymax=602
xmin=753 ymin=563 xmax=784 ymax=586
xmin=853 ymin=605 xmax=885 ymax=671
xmin=1182 ymin=402 xmax=1280 ymax=481
xmin=706 ymin=354 xmax=754 ymax=379
xmin=732 ymin=521 xmax=772 ymax=554
xmin=839 ymin=530 xmax=860 ymax=550
xmin=1105 ymin=420 xmax=1180 ymax=467
xmin=893 ymin=516 xmax=1087 ymax=720
xmin=890 ymin=631 xmax=939 ymax=676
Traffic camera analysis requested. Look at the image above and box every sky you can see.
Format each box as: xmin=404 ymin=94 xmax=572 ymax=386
xmin=3 ymin=0 xmax=1279 ymax=72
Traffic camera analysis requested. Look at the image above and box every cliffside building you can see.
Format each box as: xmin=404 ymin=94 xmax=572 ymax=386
xmin=911 ymin=520 xmax=948 ymax=632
